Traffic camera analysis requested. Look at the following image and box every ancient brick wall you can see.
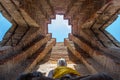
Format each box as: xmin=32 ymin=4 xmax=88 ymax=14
xmin=0 ymin=0 xmax=120 ymax=80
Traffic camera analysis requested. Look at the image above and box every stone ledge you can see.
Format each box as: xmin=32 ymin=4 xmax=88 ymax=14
xmin=67 ymin=34 xmax=120 ymax=79
xmin=0 ymin=34 xmax=51 ymax=65
xmin=0 ymin=34 xmax=52 ymax=79
xmin=64 ymin=39 xmax=104 ymax=74
xmin=24 ymin=38 xmax=56 ymax=73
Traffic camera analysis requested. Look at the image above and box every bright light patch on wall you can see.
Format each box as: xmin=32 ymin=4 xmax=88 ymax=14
xmin=0 ymin=12 xmax=12 ymax=41
xmin=105 ymin=15 xmax=120 ymax=42
xmin=48 ymin=15 xmax=71 ymax=42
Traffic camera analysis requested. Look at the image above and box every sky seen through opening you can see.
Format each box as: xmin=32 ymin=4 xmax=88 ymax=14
xmin=105 ymin=15 xmax=120 ymax=42
xmin=0 ymin=13 xmax=12 ymax=41
xmin=48 ymin=15 xmax=71 ymax=42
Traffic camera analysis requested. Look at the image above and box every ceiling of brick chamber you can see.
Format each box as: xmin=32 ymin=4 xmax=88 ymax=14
xmin=0 ymin=0 xmax=120 ymax=47
xmin=0 ymin=0 xmax=120 ymax=80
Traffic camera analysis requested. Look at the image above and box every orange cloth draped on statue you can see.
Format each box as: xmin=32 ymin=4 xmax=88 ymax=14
xmin=53 ymin=66 xmax=80 ymax=79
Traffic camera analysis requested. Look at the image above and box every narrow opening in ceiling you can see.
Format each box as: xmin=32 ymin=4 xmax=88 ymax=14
xmin=0 ymin=12 xmax=12 ymax=41
xmin=48 ymin=14 xmax=71 ymax=42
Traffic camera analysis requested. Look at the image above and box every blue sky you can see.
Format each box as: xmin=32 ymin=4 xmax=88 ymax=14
xmin=0 ymin=13 xmax=12 ymax=41
xmin=0 ymin=12 xmax=120 ymax=43
xmin=105 ymin=15 xmax=120 ymax=42
xmin=48 ymin=15 xmax=71 ymax=42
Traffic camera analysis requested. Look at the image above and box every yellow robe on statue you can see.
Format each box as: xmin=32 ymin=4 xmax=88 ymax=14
xmin=53 ymin=66 xmax=80 ymax=79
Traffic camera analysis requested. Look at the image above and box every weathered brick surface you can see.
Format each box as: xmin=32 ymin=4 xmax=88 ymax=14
xmin=65 ymin=39 xmax=102 ymax=73
xmin=0 ymin=34 xmax=51 ymax=80
xmin=1 ymin=0 xmax=120 ymax=48
xmin=25 ymin=38 xmax=56 ymax=73
xmin=67 ymin=35 xmax=120 ymax=79
xmin=0 ymin=0 xmax=120 ymax=80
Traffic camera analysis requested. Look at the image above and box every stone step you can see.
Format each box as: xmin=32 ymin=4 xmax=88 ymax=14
xmin=50 ymin=55 xmax=69 ymax=58
xmin=50 ymin=54 xmax=69 ymax=57
xmin=50 ymin=54 xmax=70 ymax=61
xmin=49 ymin=42 xmax=70 ymax=61
xmin=51 ymin=50 xmax=68 ymax=53
xmin=50 ymin=52 xmax=69 ymax=56
xmin=50 ymin=52 xmax=68 ymax=55
xmin=50 ymin=52 xmax=68 ymax=54
xmin=55 ymin=42 xmax=65 ymax=46
xmin=49 ymin=55 xmax=69 ymax=57
xmin=51 ymin=47 xmax=67 ymax=50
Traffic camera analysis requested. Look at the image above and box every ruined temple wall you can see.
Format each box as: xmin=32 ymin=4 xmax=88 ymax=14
xmin=67 ymin=1 xmax=120 ymax=79
xmin=71 ymin=0 xmax=120 ymax=49
xmin=0 ymin=34 xmax=52 ymax=80
xmin=0 ymin=0 xmax=47 ymax=47
xmin=19 ymin=0 xmax=55 ymax=35
xmin=67 ymin=34 xmax=120 ymax=79
xmin=0 ymin=0 xmax=120 ymax=79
